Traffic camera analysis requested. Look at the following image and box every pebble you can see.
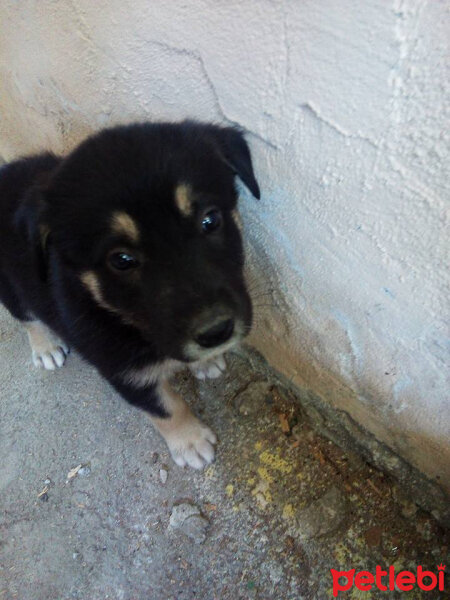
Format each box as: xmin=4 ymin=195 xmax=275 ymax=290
xmin=296 ymin=486 xmax=347 ymax=540
xmin=169 ymin=503 xmax=209 ymax=544
xmin=400 ymin=500 xmax=418 ymax=519
xmin=159 ymin=468 xmax=168 ymax=484
xmin=235 ymin=381 xmax=270 ymax=416
xmin=78 ymin=466 xmax=91 ymax=477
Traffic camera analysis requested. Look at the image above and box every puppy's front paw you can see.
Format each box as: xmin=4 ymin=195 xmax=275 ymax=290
xmin=191 ymin=355 xmax=226 ymax=380
xmin=32 ymin=344 xmax=69 ymax=370
xmin=26 ymin=321 xmax=70 ymax=371
xmin=166 ymin=418 xmax=217 ymax=470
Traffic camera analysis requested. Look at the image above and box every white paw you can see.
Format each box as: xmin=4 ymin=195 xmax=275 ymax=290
xmin=27 ymin=321 xmax=70 ymax=371
xmin=166 ymin=418 xmax=217 ymax=470
xmin=32 ymin=343 xmax=69 ymax=370
xmin=191 ymin=355 xmax=226 ymax=380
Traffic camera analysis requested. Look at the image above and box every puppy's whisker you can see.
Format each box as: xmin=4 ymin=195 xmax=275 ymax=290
xmin=252 ymin=303 xmax=277 ymax=310
xmin=249 ymin=293 xmax=275 ymax=301
xmin=247 ymin=286 xmax=274 ymax=297
xmin=246 ymin=279 xmax=271 ymax=290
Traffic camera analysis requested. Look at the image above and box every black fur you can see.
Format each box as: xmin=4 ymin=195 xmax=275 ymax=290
xmin=0 ymin=121 xmax=259 ymax=418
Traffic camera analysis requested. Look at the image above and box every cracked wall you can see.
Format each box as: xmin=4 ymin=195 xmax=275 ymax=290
xmin=0 ymin=1 xmax=448 ymax=494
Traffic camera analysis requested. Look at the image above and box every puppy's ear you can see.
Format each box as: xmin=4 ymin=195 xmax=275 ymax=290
xmin=212 ymin=126 xmax=261 ymax=199
xmin=15 ymin=188 xmax=51 ymax=281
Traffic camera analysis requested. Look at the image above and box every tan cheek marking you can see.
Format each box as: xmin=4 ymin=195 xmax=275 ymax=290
xmin=232 ymin=209 xmax=243 ymax=232
xmin=110 ymin=211 xmax=140 ymax=242
xmin=80 ymin=271 xmax=141 ymax=328
xmin=80 ymin=270 xmax=119 ymax=314
xmin=175 ymin=184 xmax=193 ymax=217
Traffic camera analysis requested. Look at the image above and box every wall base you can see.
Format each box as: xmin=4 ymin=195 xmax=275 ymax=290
xmin=242 ymin=345 xmax=450 ymax=529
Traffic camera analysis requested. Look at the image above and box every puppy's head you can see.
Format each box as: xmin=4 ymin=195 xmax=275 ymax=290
xmin=39 ymin=122 xmax=260 ymax=362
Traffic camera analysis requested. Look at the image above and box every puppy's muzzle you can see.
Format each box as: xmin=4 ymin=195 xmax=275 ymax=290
xmin=183 ymin=298 xmax=248 ymax=361
xmin=195 ymin=317 xmax=234 ymax=349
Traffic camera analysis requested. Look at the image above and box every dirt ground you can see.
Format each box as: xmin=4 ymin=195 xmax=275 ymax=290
xmin=0 ymin=306 xmax=448 ymax=599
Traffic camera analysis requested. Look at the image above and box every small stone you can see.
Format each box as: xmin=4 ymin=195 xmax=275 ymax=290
xmin=178 ymin=515 xmax=208 ymax=544
xmin=78 ymin=466 xmax=91 ymax=477
xmin=159 ymin=468 xmax=168 ymax=484
xmin=235 ymin=381 xmax=270 ymax=416
xmin=169 ymin=503 xmax=200 ymax=527
xmin=44 ymin=479 xmax=51 ymax=486
xmin=400 ymin=500 xmax=418 ymax=519
xmin=169 ymin=503 xmax=209 ymax=544
xmin=296 ymin=486 xmax=346 ymax=540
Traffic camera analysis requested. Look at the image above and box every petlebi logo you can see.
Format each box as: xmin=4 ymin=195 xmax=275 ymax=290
xmin=330 ymin=564 xmax=446 ymax=597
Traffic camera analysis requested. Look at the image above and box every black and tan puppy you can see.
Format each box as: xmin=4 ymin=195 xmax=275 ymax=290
xmin=0 ymin=121 xmax=260 ymax=469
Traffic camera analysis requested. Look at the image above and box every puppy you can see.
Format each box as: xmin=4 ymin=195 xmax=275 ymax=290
xmin=0 ymin=121 xmax=260 ymax=469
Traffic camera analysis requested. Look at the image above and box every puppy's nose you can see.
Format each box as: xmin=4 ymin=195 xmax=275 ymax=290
xmin=195 ymin=318 xmax=234 ymax=348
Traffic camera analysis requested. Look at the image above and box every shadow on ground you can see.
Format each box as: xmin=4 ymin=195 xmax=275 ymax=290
xmin=0 ymin=306 xmax=448 ymax=599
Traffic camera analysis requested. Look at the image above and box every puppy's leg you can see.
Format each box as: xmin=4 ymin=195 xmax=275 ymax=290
xmin=151 ymin=382 xmax=217 ymax=469
xmin=190 ymin=354 xmax=226 ymax=380
xmin=25 ymin=321 xmax=69 ymax=370
xmin=111 ymin=379 xmax=217 ymax=469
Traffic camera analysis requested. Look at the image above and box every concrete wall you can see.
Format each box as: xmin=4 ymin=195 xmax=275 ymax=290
xmin=1 ymin=1 xmax=449 ymax=493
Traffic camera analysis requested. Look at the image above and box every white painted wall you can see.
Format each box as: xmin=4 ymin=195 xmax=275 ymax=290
xmin=1 ymin=1 xmax=449 ymax=491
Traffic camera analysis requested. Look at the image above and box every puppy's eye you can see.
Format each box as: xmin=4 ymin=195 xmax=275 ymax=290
xmin=108 ymin=252 xmax=139 ymax=271
xmin=201 ymin=208 xmax=222 ymax=234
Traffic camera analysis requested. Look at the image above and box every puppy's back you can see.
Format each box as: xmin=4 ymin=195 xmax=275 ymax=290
xmin=0 ymin=153 xmax=60 ymax=225
xmin=0 ymin=153 xmax=61 ymax=290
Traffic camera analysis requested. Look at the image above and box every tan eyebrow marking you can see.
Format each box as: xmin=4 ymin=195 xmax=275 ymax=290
xmin=110 ymin=211 xmax=140 ymax=242
xmin=174 ymin=184 xmax=193 ymax=217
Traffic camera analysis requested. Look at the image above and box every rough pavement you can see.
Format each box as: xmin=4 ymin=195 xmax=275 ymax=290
xmin=0 ymin=306 xmax=448 ymax=599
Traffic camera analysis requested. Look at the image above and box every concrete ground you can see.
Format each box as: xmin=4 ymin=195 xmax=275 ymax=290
xmin=0 ymin=305 xmax=448 ymax=600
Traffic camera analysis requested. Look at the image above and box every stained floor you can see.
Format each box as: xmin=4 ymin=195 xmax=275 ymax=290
xmin=0 ymin=306 xmax=448 ymax=599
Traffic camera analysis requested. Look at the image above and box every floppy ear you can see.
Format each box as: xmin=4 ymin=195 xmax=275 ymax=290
xmin=212 ymin=126 xmax=261 ymax=199
xmin=14 ymin=187 xmax=51 ymax=281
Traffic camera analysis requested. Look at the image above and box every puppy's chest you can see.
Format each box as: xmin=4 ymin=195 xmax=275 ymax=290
xmin=121 ymin=358 xmax=183 ymax=388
